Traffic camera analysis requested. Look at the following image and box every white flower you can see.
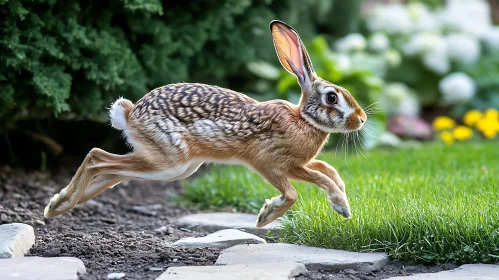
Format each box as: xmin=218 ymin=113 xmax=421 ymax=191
xmin=335 ymin=33 xmax=367 ymax=53
xmin=438 ymin=0 xmax=491 ymax=37
xmin=482 ymin=26 xmax=499 ymax=51
xmin=404 ymin=32 xmax=450 ymax=74
xmin=350 ymin=52 xmax=387 ymax=75
xmin=439 ymin=72 xmax=476 ymax=104
xmin=407 ymin=2 xmax=439 ymax=32
xmin=368 ymin=33 xmax=390 ymax=52
xmin=379 ymin=83 xmax=420 ymax=117
xmin=335 ymin=53 xmax=351 ymax=71
xmin=384 ymin=49 xmax=402 ymax=67
xmin=445 ymin=33 xmax=480 ymax=65
xmin=367 ymin=4 xmax=412 ymax=35
xmin=404 ymin=33 xmax=444 ymax=56
xmin=423 ymin=48 xmax=450 ymax=75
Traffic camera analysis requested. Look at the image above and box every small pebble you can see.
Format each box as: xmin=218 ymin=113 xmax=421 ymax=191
xmin=179 ymin=228 xmax=193 ymax=233
xmin=149 ymin=267 xmax=163 ymax=271
xmin=107 ymin=272 xmax=125 ymax=279
xmin=344 ymin=269 xmax=357 ymax=275
xmin=131 ymin=206 xmax=157 ymax=216
xmin=153 ymin=226 xmax=175 ymax=235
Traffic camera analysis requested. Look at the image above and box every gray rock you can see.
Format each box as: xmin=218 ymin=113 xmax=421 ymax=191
xmin=388 ymin=264 xmax=499 ymax=280
xmin=0 ymin=257 xmax=85 ymax=280
xmin=176 ymin=213 xmax=280 ymax=236
xmin=154 ymin=226 xmax=175 ymax=235
xmin=216 ymin=243 xmax=388 ymax=272
xmin=131 ymin=205 xmax=158 ymax=216
xmin=172 ymin=229 xmax=266 ymax=249
xmin=149 ymin=267 xmax=164 ymax=272
xmin=107 ymin=272 xmax=126 ymax=279
xmin=0 ymin=223 xmax=35 ymax=258
xmin=156 ymin=262 xmax=307 ymax=280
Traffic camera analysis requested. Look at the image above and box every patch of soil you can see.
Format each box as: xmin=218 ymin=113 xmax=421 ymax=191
xmin=296 ymin=262 xmax=456 ymax=280
xmin=0 ymin=166 xmax=220 ymax=280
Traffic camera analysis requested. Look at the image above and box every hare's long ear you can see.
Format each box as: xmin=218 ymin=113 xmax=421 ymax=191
xmin=270 ymin=20 xmax=316 ymax=88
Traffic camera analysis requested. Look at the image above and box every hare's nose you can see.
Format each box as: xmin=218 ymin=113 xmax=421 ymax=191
xmin=359 ymin=117 xmax=365 ymax=123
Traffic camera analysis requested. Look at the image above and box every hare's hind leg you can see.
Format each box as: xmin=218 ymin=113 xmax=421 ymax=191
xmin=255 ymin=170 xmax=298 ymax=228
xmin=77 ymin=174 xmax=123 ymax=205
xmin=44 ymin=148 xmax=166 ymax=218
xmin=77 ymin=161 xmax=200 ymax=205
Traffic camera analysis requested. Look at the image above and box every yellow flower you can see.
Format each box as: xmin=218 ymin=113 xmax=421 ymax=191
xmin=432 ymin=116 xmax=456 ymax=130
xmin=484 ymin=108 xmax=499 ymax=120
xmin=482 ymin=129 xmax=497 ymax=139
xmin=476 ymin=116 xmax=499 ymax=132
xmin=463 ymin=110 xmax=482 ymax=126
xmin=452 ymin=125 xmax=473 ymax=141
xmin=440 ymin=131 xmax=454 ymax=144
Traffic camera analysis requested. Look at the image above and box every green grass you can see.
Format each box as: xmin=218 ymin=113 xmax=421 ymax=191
xmin=176 ymin=142 xmax=499 ymax=264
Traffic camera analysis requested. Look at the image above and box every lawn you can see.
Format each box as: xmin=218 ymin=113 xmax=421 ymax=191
xmin=176 ymin=142 xmax=499 ymax=264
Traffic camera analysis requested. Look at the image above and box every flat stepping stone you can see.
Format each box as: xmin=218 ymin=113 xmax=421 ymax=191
xmin=156 ymin=262 xmax=307 ymax=280
xmin=172 ymin=229 xmax=266 ymax=249
xmin=387 ymin=264 xmax=499 ymax=280
xmin=176 ymin=213 xmax=280 ymax=236
xmin=0 ymin=257 xmax=86 ymax=280
xmin=216 ymin=243 xmax=388 ymax=272
xmin=0 ymin=223 xmax=35 ymax=258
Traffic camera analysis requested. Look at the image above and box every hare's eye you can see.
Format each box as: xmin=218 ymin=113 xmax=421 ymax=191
xmin=326 ymin=92 xmax=338 ymax=105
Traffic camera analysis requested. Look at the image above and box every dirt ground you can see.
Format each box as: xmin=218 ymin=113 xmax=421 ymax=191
xmin=0 ymin=165 xmax=451 ymax=280
xmin=0 ymin=166 xmax=220 ymax=279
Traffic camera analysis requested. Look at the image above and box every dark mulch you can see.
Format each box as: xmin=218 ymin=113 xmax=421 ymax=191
xmin=0 ymin=166 xmax=220 ymax=280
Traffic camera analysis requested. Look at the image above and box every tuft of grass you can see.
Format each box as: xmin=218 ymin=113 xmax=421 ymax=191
xmin=176 ymin=142 xmax=499 ymax=264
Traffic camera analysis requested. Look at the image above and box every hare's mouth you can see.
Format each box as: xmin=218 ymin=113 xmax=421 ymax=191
xmin=344 ymin=115 xmax=366 ymax=132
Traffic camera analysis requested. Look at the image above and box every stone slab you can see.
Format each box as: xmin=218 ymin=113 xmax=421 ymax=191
xmin=0 ymin=223 xmax=35 ymax=258
xmin=176 ymin=213 xmax=280 ymax=236
xmin=387 ymin=264 xmax=499 ymax=280
xmin=216 ymin=243 xmax=388 ymax=272
xmin=0 ymin=257 xmax=86 ymax=280
xmin=156 ymin=262 xmax=307 ymax=280
xmin=172 ymin=229 xmax=266 ymax=249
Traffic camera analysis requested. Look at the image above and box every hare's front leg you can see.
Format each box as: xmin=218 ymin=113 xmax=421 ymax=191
xmin=306 ymin=160 xmax=346 ymax=194
xmin=255 ymin=171 xmax=298 ymax=228
xmin=290 ymin=166 xmax=351 ymax=219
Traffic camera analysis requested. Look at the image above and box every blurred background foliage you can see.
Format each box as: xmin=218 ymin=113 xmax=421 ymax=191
xmin=1 ymin=0 xmax=498 ymax=168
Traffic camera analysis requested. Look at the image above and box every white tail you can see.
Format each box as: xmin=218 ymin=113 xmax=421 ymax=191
xmin=109 ymin=97 xmax=133 ymax=130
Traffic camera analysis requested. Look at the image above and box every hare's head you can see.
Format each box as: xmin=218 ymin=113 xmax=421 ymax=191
xmin=270 ymin=20 xmax=367 ymax=133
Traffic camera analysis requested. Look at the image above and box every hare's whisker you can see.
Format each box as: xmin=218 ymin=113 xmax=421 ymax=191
xmin=362 ymin=127 xmax=381 ymax=139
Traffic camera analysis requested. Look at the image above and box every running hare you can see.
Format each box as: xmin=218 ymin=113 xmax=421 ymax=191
xmin=44 ymin=20 xmax=367 ymax=228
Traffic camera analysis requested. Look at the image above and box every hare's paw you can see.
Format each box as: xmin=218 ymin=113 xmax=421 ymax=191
xmin=256 ymin=197 xmax=284 ymax=228
xmin=328 ymin=192 xmax=352 ymax=219
xmin=44 ymin=187 xmax=73 ymax=218
xmin=331 ymin=203 xmax=352 ymax=219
